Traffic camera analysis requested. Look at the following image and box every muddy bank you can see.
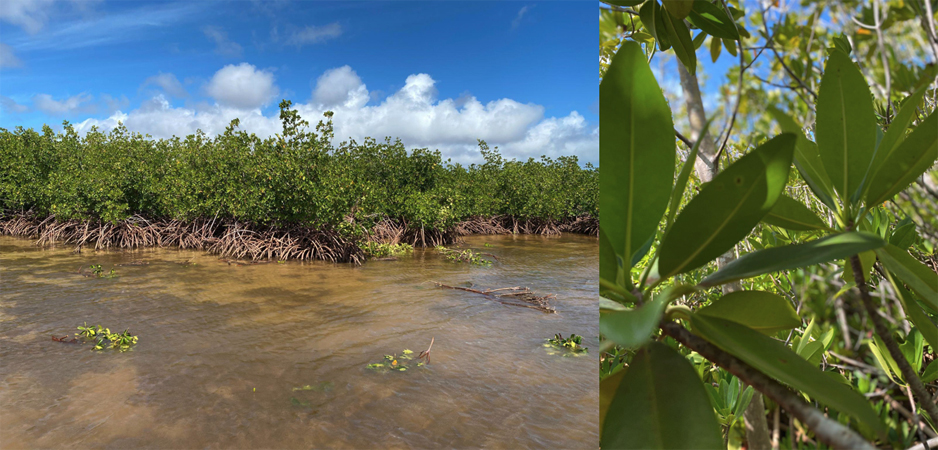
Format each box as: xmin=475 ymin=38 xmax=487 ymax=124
xmin=1 ymin=213 xmax=597 ymax=264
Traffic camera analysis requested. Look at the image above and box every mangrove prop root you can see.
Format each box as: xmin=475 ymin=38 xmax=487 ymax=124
xmin=660 ymin=321 xmax=876 ymax=450
xmin=2 ymin=212 xmax=596 ymax=265
xmin=418 ymin=337 xmax=434 ymax=364
xmin=433 ymin=282 xmax=556 ymax=313
xmin=850 ymin=254 xmax=938 ymax=427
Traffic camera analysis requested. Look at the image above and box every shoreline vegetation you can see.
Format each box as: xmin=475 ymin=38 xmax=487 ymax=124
xmin=0 ymin=101 xmax=597 ymax=264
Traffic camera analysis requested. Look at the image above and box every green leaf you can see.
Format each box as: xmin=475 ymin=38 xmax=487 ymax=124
xmin=661 ymin=5 xmax=697 ymax=73
xmin=658 ymin=133 xmax=795 ymax=279
xmin=762 ymin=194 xmax=829 ymax=231
xmin=899 ymin=328 xmax=924 ymax=373
xmin=600 ymin=226 xmax=619 ymax=287
xmin=923 ymin=361 xmax=938 ymax=384
xmin=692 ymin=31 xmax=706 ymax=50
xmin=876 ymin=243 xmax=938 ymax=310
xmin=868 ymin=334 xmax=904 ymax=385
xmin=687 ymin=0 xmax=739 ymax=40
xmin=666 ymin=117 xmax=713 ymax=230
xmin=600 ymin=41 xmax=676 ymax=282
xmin=662 ymin=0 xmax=694 ymax=20
xmin=709 ymin=35 xmax=722 ymax=63
xmin=697 ymin=291 xmax=801 ymax=335
xmin=888 ymin=272 xmax=938 ymax=352
xmin=889 ymin=222 xmax=918 ymax=250
xmin=690 ymin=315 xmax=886 ymax=435
xmin=865 ymin=110 xmax=938 ymax=207
xmin=601 ymin=341 xmax=723 ymax=449
xmin=600 ymin=369 xmax=627 ymax=430
xmin=700 ymin=232 xmax=886 ymax=287
xmin=815 ymin=49 xmax=877 ymax=202
xmin=604 ymin=0 xmax=646 ymax=5
xmin=601 ymin=285 xmax=697 ymax=349
xmin=841 ymin=250 xmax=876 ymax=284
xmin=639 ymin=0 xmax=660 ymax=43
xmin=723 ymin=38 xmax=737 ymax=57
xmin=865 ymin=83 xmax=930 ymax=196
xmin=766 ymin=106 xmax=837 ymax=210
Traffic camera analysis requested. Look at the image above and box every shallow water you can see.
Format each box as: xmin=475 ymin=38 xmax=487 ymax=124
xmin=0 ymin=234 xmax=598 ymax=449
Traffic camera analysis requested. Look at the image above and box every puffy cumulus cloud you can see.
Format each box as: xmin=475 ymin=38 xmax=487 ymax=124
xmin=71 ymin=67 xmax=597 ymax=164
xmin=312 ymin=65 xmax=368 ymax=108
xmin=33 ymin=93 xmax=95 ymax=115
xmin=142 ymin=72 xmax=187 ymax=98
xmin=0 ymin=43 xmax=24 ymax=68
xmin=1 ymin=95 xmax=30 ymax=113
xmin=286 ymin=23 xmax=342 ymax=47
xmin=205 ymin=63 xmax=279 ymax=109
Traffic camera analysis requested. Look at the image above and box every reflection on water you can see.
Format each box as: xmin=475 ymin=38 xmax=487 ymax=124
xmin=0 ymin=235 xmax=598 ymax=449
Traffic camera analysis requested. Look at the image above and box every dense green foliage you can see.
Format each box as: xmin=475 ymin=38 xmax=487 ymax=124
xmin=0 ymin=101 xmax=597 ymax=237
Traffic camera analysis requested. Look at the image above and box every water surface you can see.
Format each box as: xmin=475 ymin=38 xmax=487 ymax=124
xmin=0 ymin=234 xmax=598 ymax=449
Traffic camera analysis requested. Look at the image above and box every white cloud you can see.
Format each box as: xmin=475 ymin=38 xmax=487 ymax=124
xmin=312 ymin=65 xmax=368 ymax=108
xmin=286 ymin=23 xmax=342 ymax=47
xmin=72 ymin=67 xmax=597 ymax=164
xmin=100 ymin=94 xmax=129 ymax=113
xmin=142 ymin=72 xmax=187 ymax=97
xmin=0 ymin=0 xmax=55 ymax=34
xmin=205 ymin=63 xmax=279 ymax=109
xmin=0 ymin=43 xmax=23 ymax=68
xmin=203 ymin=26 xmax=242 ymax=57
xmin=33 ymin=93 xmax=95 ymax=115
xmin=1 ymin=95 xmax=30 ymax=113
xmin=511 ymin=5 xmax=531 ymax=30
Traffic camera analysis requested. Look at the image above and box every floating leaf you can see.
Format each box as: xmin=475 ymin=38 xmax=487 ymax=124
xmin=658 ymin=134 xmax=795 ymax=279
xmin=601 ymin=342 xmax=723 ymax=449
xmin=700 ymin=232 xmax=885 ymax=287
xmin=600 ymin=41 xmax=676 ymax=279
xmin=690 ymin=315 xmax=886 ymax=435
xmin=697 ymin=291 xmax=800 ymax=335
xmin=815 ymin=49 xmax=877 ymax=202
xmin=762 ymin=195 xmax=829 ymax=231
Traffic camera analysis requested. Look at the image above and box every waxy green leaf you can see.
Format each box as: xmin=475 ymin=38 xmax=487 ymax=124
xmin=865 ymin=110 xmax=938 ymax=207
xmin=601 ymin=341 xmax=723 ymax=449
xmin=658 ymin=133 xmax=795 ymax=279
xmin=600 ymin=42 xmax=676 ymax=280
xmin=601 ymin=285 xmax=697 ymax=349
xmin=687 ymin=0 xmax=739 ymax=40
xmin=697 ymin=291 xmax=801 ymax=335
xmin=866 ymin=83 xmax=930 ymax=193
xmin=875 ymin=243 xmax=938 ymax=310
xmin=766 ymin=106 xmax=837 ymax=210
xmin=690 ymin=315 xmax=885 ymax=435
xmin=815 ymin=50 xmax=877 ymax=202
xmin=888 ymin=272 xmax=938 ymax=352
xmin=661 ymin=4 xmax=697 ymax=73
xmin=662 ymin=0 xmax=694 ymax=20
xmin=762 ymin=194 xmax=829 ymax=231
xmin=639 ymin=0 xmax=660 ymax=44
xmin=666 ymin=117 xmax=713 ymax=230
xmin=700 ymin=232 xmax=885 ymax=287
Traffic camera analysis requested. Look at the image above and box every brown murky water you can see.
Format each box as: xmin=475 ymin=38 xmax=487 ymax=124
xmin=0 ymin=234 xmax=598 ymax=449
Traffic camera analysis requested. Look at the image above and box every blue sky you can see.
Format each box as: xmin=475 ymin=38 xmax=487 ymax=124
xmin=0 ymin=1 xmax=598 ymax=164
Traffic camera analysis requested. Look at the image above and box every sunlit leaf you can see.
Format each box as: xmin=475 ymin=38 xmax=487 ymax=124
xmin=700 ymin=232 xmax=885 ymax=287
xmin=690 ymin=315 xmax=886 ymax=435
xmin=875 ymin=243 xmax=938 ymax=311
xmin=601 ymin=341 xmax=723 ymax=449
xmin=666 ymin=117 xmax=713 ymax=230
xmin=687 ymin=0 xmax=739 ymax=40
xmin=697 ymin=291 xmax=800 ymax=335
xmin=661 ymin=5 xmax=697 ymax=72
xmin=815 ymin=49 xmax=877 ymax=202
xmin=762 ymin=194 xmax=829 ymax=231
xmin=658 ymin=133 xmax=795 ymax=279
xmin=766 ymin=106 xmax=837 ymax=210
xmin=865 ymin=82 xmax=930 ymax=196
xmin=865 ymin=110 xmax=938 ymax=207
xmin=709 ymin=35 xmax=722 ymax=63
xmin=888 ymin=272 xmax=938 ymax=352
xmin=600 ymin=41 xmax=676 ymax=283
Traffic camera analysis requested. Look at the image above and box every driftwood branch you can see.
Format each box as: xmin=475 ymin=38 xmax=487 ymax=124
xmin=660 ymin=321 xmax=876 ymax=450
xmin=433 ymin=282 xmax=556 ymax=313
